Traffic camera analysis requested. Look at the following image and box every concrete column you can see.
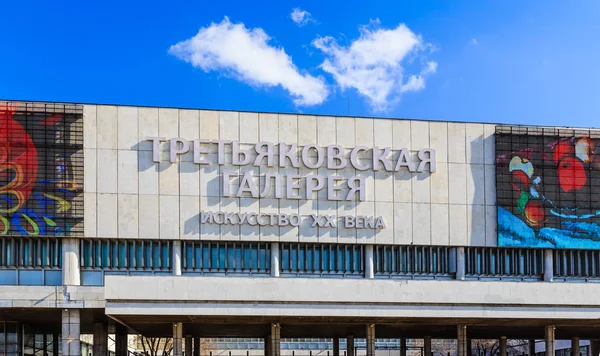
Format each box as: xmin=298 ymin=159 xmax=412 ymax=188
xmin=590 ymin=340 xmax=600 ymax=356
xmin=185 ymin=336 xmax=192 ymax=356
xmin=61 ymin=309 xmax=81 ymax=356
xmin=499 ymin=337 xmax=507 ymax=356
xmin=193 ymin=337 xmax=200 ymax=356
xmin=53 ymin=332 xmax=59 ymax=356
xmin=115 ymin=324 xmax=127 ymax=356
xmin=347 ymin=335 xmax=355 ymax=356
xmin=173 ymin=241 xmax=182 ymax=276
xmin=93 ymin=322 xmax=108 ymax=356
xmin=266 ymin=323 xmax=280 ymax=356
xmin=424 ymin=337 xmax=432 ymax=356
xmin=43 ymin=334 xmax=48 ymax=356
xmin=545 ymin=326 xmax=555 ymax=356
xmin=365 ymin=245 xmax=374 ymax=279
xmin=333 ymin=337 xmax=340 ymax=356
xmin=271 ymin=242 xmax=280 ymax=277
xmin=173 ymin=323 xmax=183 ymax=356
xmin=63 ymin=239 xmax=81 ymax=285
xmin=264 ymin=335 xmax=272 ymax=356
xmin=456 ymin=247 xmax=466 ymax=280
xmin=467 ymin=338 xmax=472 ymax=356
xmin=457 ymin=325 xmax=467 ymax=356
xmin=366 ymin=324 xmax=376 ymax=356
xmin=571 ymin=337 xmax=580 ymax=356
xmin=544 ymin=249 xmax=553 ymax=282
xmin=529 ymin=339 xmax=536 ymax=356
xmin=400 ymin=337 xmax=407 ymax=356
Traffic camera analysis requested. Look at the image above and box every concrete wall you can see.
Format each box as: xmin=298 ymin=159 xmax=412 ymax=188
xmin=0 ymin=286 xmax=104 ymax=308
xmin=83 ymin=105 xmax=497 ymax=246
xmin=104 ymin=276 xmax=600 ymax=320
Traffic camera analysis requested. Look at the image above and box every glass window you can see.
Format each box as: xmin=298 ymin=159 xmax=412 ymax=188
xmin=298 ymin=245 xmax=305 ymax=271
xmin=162 ymin=243 xmax=169 ymax=269
xmin=280 ymin=243 xmax=363 ymax=276
xmin=82 ymin=242 xmax=91 ymax=268
xmin=465 ymin=247 xmax=544 ymax=278
xmin=119 ymin=242 xmax=127 ymax=268
xmin=152 ymin=243 xmax=160 ymax=269
xmin=136 ymin=242 xmax=144 ymax=269
xmin=243 ymin=246 xmax=251 ymax=269
xmin=211 ymin=244 xmax=219 ymax=270
xmin=101 ymin=241 xmax=109 ymax=267
xmin=23 ymin=240 xmax=31 ymax=266
xmin=181 ymin=242 xmax=271 ymax=274
xmin=375 ymin=246 xmax=451 ymax=277
xmin=0 ymin=237 xmax=62 ymax=269
xmin=259 ymin=244 xmax=268 ymax=271
xmin=6 ymin=240 xmax=14 ymax=266
xmin=128 ymin=242 xmax=136 ymax=268
xmin=194 ymin=244 xmax=202 ymax=269
xmin=291 ymin=246 xmax=298 ymax=271
xmin=306 ymin=246 xmax=314 ymax=272
xmin=80 ymin=239 xmax=171 ymax=272
xmin=282 ymin=246 xmax=290 ymax=271
xmin=322 ymin=246 xmax=329 ymax=272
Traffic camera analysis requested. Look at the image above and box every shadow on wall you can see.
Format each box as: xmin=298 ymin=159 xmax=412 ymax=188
xmin=469 ymin=134 xmax=491 ymax=246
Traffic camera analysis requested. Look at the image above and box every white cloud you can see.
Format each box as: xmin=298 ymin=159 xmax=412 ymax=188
xmin=470 ymin=38 xmax=478 ymax=45
xmin=290 ymin=8 xmax=314 ymax=27
xmin=312 ymin=20 xmax=436 ymax=111
xmin=401 ymin=61 xmax=437 ymax=93
xmin=169 ymin=17 xmax=328 ymax=106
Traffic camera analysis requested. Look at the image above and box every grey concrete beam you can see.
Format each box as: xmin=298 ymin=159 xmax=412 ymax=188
xmin=104 ymin=276 xmax=600 ymax=320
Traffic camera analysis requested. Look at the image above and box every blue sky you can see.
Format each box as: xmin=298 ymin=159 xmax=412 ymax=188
xmin=1 ymin=1 xmax=600 ymax=126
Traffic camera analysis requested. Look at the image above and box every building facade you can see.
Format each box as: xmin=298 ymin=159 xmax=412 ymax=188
xmin=1 ymin=101 xmax=600 ymax=356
